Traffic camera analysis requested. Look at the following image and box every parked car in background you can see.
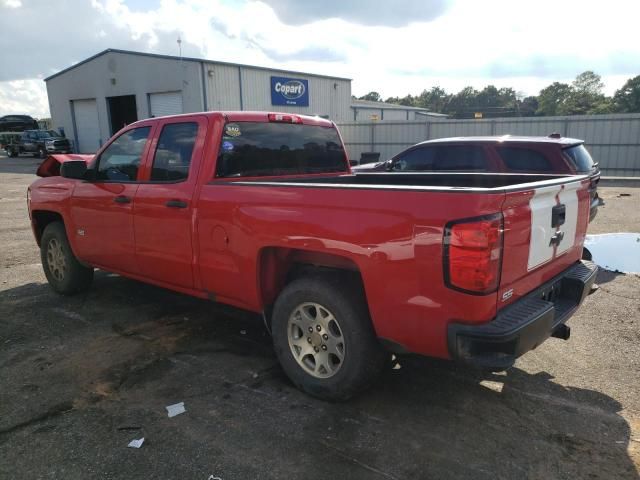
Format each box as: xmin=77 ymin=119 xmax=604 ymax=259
xmin=27 ymin=111 xmax=597 ymax=400
xmin=0 ymin=115 xmax=39 ymax=132
xmin=353 ymin=135 xmax=602 ymax=221
xmin=6 ymin=130 xmax=72 ymax=158
xmin=0 ymin=132 xmax=21 ymax=152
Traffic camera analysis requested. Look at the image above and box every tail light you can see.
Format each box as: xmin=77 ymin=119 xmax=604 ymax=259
xmin=443 ymin=213 xmax=503 ymax=294
xmin=268 ymin=113 xmax=302 ymax=124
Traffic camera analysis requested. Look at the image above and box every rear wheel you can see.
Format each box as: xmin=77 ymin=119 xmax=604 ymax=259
xmin=271 ymin=274 xmax=385 ymax=401
xmin=40 ymin=222 xmax=93 ymax=294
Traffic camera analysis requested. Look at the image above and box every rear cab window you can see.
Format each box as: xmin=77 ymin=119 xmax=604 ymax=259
xmin=215 ymin=122 xmax=347 ymax=178
xmin=563 ymin=144 xmax=595 ymax=173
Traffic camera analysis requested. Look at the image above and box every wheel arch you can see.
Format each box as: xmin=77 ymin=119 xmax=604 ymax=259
xmin=31 ymin=210 xmax=66 ymax=246
xmin=257 ymin=247 xmax=369 ymax=328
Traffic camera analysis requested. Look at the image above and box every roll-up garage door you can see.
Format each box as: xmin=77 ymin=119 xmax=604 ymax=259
xmin=149 ymin=92 xmax=183 ymax=117
xmin=73 ymin=99 xmax=101 ymax=153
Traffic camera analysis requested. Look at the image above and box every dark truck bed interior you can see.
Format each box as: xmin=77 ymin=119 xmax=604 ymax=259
xmin=232 ymin=172 xmax=586 ymax=191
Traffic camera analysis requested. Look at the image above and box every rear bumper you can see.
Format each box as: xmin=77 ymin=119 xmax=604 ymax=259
xmin=448 ymin=260 xmax=598 ymax=370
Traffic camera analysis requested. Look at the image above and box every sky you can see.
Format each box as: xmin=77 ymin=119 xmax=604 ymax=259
xmin=1 ymin=0 xmax=639 ymax=118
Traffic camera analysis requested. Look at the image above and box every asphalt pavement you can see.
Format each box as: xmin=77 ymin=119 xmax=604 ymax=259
xmin=1 ymin=153 xmax=638 ymax=479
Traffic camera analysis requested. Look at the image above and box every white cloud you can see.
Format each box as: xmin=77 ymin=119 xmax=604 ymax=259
xmin=0 ymin=0 xmax=638 ymax=118
xmin=0 ymin=80 xmax=48 ymax=118
xmin=1 ymin=0 xmax=22 ymax=8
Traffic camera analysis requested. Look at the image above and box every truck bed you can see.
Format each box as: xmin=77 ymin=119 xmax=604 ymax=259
xmin=227 ymin=172 xmax=587 ymax=190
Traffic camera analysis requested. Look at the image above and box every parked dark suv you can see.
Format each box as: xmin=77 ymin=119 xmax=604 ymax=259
xmin=6 ymin=130 xmax=72 ymax=158
xmin=353 ymin=135 xmax=602 ymax=221
xmin=0 ymin=115 xmax=39 ymax=132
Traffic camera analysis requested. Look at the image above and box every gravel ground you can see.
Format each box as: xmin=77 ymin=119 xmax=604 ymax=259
xmin=1 ymin=154 xmax=638 ymax=479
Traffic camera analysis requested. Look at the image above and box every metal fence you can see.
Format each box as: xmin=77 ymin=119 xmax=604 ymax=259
xmin=338 ymin=113 xmax=640 ymax=177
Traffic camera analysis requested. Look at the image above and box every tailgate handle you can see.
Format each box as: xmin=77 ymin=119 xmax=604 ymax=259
xmin=551 ymin=204 xmax=566 ymax=228
xmin=549 ymin=231 xmax=565 ymax=247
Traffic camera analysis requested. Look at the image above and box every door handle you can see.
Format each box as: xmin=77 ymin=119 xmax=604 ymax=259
xmin=165 ymin=199 xmax=188 ymax=209
xmin=114 ymin=195 xmax=131 ymax=204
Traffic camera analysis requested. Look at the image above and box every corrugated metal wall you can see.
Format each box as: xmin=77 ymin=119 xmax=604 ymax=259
xmin=338 ymin=113 xmax=640 ymax=176
xmin=203 ymin=61 xmax=352 ymax=121
xmin=205 ymin=63 xmax=242 ymax=110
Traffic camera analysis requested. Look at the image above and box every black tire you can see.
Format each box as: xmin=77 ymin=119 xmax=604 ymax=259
xmin=582 ymin=247 xmax=593 ymax=261
xmin=40 ymin=222 xmax=93 ymax=295
xmin=271 ymin=273 xmax=386 ymax=401
xmin=7 ymin=147 xmax=17 ymax=157
xmin=38 ymin=147 xmax=47 ymax=159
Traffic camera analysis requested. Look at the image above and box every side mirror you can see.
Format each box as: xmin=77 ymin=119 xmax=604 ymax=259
xmin=60 ymin=160 xmax=87 ymax=179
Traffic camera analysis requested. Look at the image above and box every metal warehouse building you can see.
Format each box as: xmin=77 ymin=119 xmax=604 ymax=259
xmin=45 ymin=49 xmax=353 ymax=153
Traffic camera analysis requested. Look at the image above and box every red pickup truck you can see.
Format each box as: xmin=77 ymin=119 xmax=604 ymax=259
xmin=28 ymin=111 xmax=597 ymax=400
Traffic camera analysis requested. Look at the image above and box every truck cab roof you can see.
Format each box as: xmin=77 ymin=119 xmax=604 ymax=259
xmin=132 ymin=111 xmax=335 ymax=128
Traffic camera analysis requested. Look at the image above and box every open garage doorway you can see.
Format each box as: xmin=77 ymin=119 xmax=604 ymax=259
xmin=107 ymin=95 xmax=137 ymax=135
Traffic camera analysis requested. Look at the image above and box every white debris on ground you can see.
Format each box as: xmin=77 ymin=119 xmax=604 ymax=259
xmin=584 ymin=233 xmax=640 ymax=274
xmin=166 ymin=402 xmax=186 ymax=418
xmin=127 ymin=437 xmax=145 ymax=448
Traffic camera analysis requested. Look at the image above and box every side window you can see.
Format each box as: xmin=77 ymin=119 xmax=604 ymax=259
xmin=563 ymin=145 xmax=594 ymax=173
xmin=150 ymin=122 xmax=198 ymax=182
xmin=496 ymin=147 xmax=552 ymax=172
xmin=96 ymin=127 xmax=151 ymax=181
xmin=392 ymin=147 xmax=436 ymax=171
xmin=434 ymin=145 xmax=488 ymax=171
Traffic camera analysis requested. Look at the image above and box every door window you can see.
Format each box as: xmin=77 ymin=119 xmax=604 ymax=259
xmin=496 ymin=146 xmax=552 ymax=172
xmin=392 ymin=147 xmax=436 ymax=171
xmin=95 ymin=127 xmax=151 ymax=181
xmin=150 ymin=122 xmax=198 ymax=182
xmin=433 ymin=145 xmax=488 ymax=171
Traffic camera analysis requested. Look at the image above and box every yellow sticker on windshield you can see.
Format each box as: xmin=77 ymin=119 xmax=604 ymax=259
xmin=225 ymin=124 xmax=241 ymax=137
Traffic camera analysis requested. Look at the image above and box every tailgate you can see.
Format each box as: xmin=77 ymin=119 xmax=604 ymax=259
xmin=498 ymin=177 xmax=591 ymax=308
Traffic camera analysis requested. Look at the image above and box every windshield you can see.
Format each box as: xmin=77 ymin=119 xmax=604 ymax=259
xmin=563 ymin=144 xmax=595 ymax=173
xmin=35 ymin=130 xmax=62 ymax=139
xmin=215 ymin=122 xmax=347 ymax=178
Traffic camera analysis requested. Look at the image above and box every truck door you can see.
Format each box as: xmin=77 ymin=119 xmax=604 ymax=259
xmin=133 ymin=116 xmax=207 ymax=289
xmin=70 ymin=125 xmax=154 ymax=274
xmin=23 ymin=132 xmax=36 ymax=153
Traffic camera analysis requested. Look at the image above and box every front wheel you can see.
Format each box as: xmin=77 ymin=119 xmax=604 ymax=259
xmin=40 ymin=222 xmax=93 ymax=294
xmin=271 ymin=274 xmax=385 ymax=401
xmin=38 ymin=147 xmax=47 ymax=159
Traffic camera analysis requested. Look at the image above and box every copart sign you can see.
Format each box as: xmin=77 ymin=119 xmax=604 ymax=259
xmin=271 ymin=76 xmax=309 ymax=107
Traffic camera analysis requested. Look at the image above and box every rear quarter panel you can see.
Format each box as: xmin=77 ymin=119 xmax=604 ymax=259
xmin=196 ymin=183 xmax=506 ymax=359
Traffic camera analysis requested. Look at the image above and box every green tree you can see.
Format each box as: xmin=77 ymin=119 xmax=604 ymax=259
xmin=444 ymin=86 xmax=478 ymax=118
xmin=613 ymin=75 xmax=640 ymax=113
xmin=415 ymin=86 xmax=449 ymax=112
xmin=358 ymin=91 xmax=382 ymax=102
xmin=562 ymin=71 xmax=607 ymax=115
xmin=536 ymin=82 xmax=571 ymax=116
xmin=518 ymin=96 xmax=539 ymax=117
